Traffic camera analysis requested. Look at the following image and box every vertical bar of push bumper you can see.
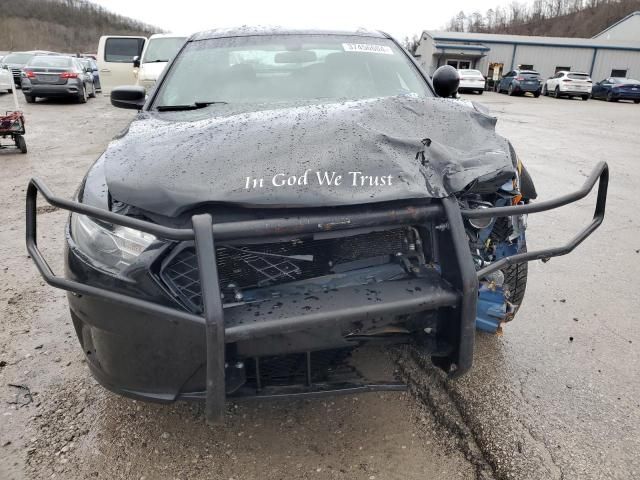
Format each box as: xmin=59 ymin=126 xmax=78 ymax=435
xmin=26 ymin=182 xmax=38 ymax=250
xmin=441 ymin=197 xmax=478 ymax=378
xmin=192 ymin=214 xmax=226 ymax=425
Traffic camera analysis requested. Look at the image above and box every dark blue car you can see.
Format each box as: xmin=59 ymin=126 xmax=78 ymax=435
xmin=591 ymin=77 xmax=640 ymax=103
xmin=497 ymin=69 xmax=542 ymax=97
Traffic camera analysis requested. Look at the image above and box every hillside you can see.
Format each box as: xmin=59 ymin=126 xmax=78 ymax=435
xmin=0 ymin=0 xmax=159 ymax=53
xmin=445 ymin=0 xmax=640 ymax=38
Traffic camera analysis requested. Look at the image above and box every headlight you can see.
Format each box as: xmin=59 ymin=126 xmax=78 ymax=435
xmin=70 ymin=213 xmax=156 ymax=274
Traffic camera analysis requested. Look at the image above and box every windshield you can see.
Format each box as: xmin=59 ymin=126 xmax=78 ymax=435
xmin=28 ymin=56 xmax=73 ymax=68
xmin=142 ymin=37 xmax=186 ymax=63
xmin=154 ymin=34 xmax=431 ymax=108
xmin=3 ymin=53 xmax=33 ymax=65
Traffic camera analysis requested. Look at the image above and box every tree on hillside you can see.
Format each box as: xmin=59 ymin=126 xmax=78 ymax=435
xmin=0 ymin=0 xmax=159 ymax=52
xmin=442 ymin=0 xmax=640 ymax=37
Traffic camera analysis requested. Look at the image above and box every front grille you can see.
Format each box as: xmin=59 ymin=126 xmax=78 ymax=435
xmin=161 ymin=228 xmax=415 ymax=311
xmin=245 ymin=349 xmax=354 ymax=388
xmin=11 ymin=68 xmax=21 ymax=78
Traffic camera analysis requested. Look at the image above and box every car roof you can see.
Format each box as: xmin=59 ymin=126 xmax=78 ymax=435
xmin=32 ymin=54 xmax=73 ymax=60
xmin=149 ymin=33 xmax=189 ymax=40
xmin=190 ymin=26 xmax=387 ymax=42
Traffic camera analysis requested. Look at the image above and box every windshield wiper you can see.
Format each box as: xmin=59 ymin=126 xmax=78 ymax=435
xmin=155 ymin=101 xmax=228 ymax=111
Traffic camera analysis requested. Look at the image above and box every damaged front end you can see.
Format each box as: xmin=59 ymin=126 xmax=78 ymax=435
xmin=26 ymin=160 xmax=607 ymax=424
xmin=460 ymin=159 xmax=533 ymax=333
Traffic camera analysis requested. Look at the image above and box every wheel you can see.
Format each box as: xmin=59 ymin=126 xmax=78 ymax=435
xmin=503 ymin=252 xmax=528 ymax=316
xmin=491 ymin=218 xmax=528 ymax=318
xmin=24 ymin=95 xmax=35 ymax=103
xmin=581 ymin=95 xmax=589 ymax=101
xmin=606 ymin=92 xmax=616 ymax=102
xmin=634 ymin=100 xmax=640 ymax=104
xmin=554 ymin=86 xmax=562 ymax=98
xmin=508 ymin=84 xmax=515 ymax=96
xmin=15 ymin=135 xmax=27 ymax=154
xmin=477 ymin=90 xmax=483 ymax=95
xmin=542 ymin=84 xmax=548 ymax=96
xmin=488 ymin=218 xmax=528 ymax=319
xmin=77 ymin=85 xmax=87 ymax=103
xmin=533 ymin=91 xmax=540 ymax=98
xmin=89 ymin=82 xmax=96 ymax=98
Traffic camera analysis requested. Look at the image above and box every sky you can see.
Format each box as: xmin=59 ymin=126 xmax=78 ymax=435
xmin=94 ymin=0 xmax=513 ymax=41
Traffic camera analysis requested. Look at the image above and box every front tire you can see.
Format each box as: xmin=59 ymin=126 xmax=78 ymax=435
xmin=503 ymin=254 xmax=528 ymax=315
xmin=24 ymin=95 xmax=35 ymax=103
xmin=581 ymin=95 xmax=589 ymax=101
xmin=555 ymin=86 xmax=562 ymax=98
xmin=477 ymin=90 xmax=483 ymax=95
xmin=89 ymin=82 xmax=96 ymax=98
xmin=634 ymin=100 xmax=640 ymax=104
xmin=533 ymin=90 xmax=540 ymax=98
xmin=508 ymin=84 xmax=516 ymax=96
xmin=606 ymin=92 xmax=616 ymax=102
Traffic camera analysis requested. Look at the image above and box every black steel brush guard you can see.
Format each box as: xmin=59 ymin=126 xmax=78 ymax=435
xmin=25 ymin=162 xmax=608 ymax=424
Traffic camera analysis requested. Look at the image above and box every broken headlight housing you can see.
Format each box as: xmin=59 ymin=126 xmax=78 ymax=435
xmin=70 ymin=213 xmax=156 ymax=274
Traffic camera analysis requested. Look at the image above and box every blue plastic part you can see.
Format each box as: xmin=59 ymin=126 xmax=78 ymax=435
xmin=494 ymin=241 xmax=518 ymax=260
xmin=475 ymin=284 xmax=507 ymax=332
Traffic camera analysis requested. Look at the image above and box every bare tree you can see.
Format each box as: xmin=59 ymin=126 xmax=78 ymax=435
xmin=442 ymin=0 xmax=640 ymax=37
xmin=1 ymin=0 xmax=159 ymax=52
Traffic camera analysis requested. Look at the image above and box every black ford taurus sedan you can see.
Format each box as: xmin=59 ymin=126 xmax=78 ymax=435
xmin=27 ymin=28 xmax=607 ymax=423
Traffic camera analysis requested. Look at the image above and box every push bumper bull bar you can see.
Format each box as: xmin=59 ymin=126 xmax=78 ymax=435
xmin=25 ymin=162 xmax=608 ymax=424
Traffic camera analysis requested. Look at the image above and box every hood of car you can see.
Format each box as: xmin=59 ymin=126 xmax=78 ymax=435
xmin=138 ymin=62 xmax=167 ymax=81
xmin=103 ymin=96 xmax=514 ymax=217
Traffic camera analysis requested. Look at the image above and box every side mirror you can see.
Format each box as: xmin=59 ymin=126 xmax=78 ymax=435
xmin=432 ymin=65 xmax=460 ymax=98
xmin=133 ymin=56 xmax=140 ymax=68
xmin=111 ymin=86 xmax=146 ymax=110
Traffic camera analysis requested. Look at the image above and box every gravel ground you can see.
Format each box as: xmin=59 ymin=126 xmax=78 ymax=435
xmin=0 ymin=90 xmax=638 ymax=480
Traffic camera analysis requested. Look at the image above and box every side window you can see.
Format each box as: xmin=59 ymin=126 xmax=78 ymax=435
xmin=105 ymin=38 xmax=145 ymax=63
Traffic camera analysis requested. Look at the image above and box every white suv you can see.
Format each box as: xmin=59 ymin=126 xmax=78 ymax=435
xmin=543 ymin=71 xmax=592 ymax=100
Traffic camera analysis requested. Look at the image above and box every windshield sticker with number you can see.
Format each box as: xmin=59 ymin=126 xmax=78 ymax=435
xmin=342 ymin=43 xmax=394 ymax=55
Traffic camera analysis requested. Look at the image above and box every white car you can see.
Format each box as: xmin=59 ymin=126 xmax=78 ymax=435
xmin=543 ymin=71 xmax=592 ymax=100
xmin=457 ymin=69 xmax=485 ymax=94
xmin=96 ymin=34 xmax=187 ymax=94
xmin=135 ymin=34 xmax=187 ymax=91
xmin=0 ymin=65 xmax=14 ymax=93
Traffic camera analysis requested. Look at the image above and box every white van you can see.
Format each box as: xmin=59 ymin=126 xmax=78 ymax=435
xmin=97 ymin=36 xmax=147 ymax=94
xmin=134 ymin=34 xmax=187 ymax=90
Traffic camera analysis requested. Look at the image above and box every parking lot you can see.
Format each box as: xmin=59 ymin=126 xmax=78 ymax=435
xmin=0 ymin=90 xmax=638 ymax=480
